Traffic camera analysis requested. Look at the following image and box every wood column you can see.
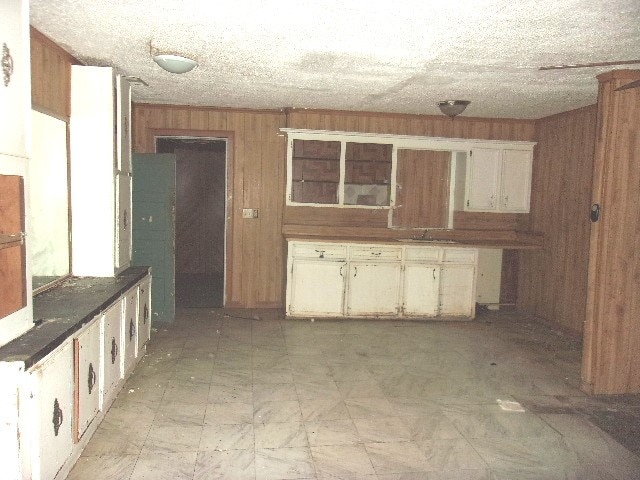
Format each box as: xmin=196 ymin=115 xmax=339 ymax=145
xmin=581 ymin=70 xmax=640 ymax=394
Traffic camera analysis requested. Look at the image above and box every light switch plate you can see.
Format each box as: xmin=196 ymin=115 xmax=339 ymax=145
xmin=242 ymin=208 xmax=258 ymax=218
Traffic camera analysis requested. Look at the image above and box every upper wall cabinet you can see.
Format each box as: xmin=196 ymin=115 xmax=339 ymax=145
xmin=288 ymin=135 xmax=393 ymax=207
xmin=70 ymin=66 xmax=132 ymax=276
xmin=458 ymin=147 xmax=533 ymax=213
xmin=0 ymin=0 xmax=30 ymax=159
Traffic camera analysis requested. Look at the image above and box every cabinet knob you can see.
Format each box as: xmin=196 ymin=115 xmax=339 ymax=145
xmin=88 ymin=362 xmax=96 ymax=394
xmin=111 ymin=337 xmax=118 ymax=364
xmin=2 ymin=43 xmax=13 ymax=87
xmin=52 ymin=398 xmax=63 ymax=436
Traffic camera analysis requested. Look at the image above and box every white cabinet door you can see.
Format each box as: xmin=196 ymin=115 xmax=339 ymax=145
xmin=500 ymin=149 xmax=532 ymax=212
xmin=288 ymin=259 xmax=345 ymax=316
xmin=34 ymin=342 xmax=74 ymax=480
xmin=122 ymin=287 xmax=138 ymax=376
xmin=137 ymin=276 xmax=152 ymax=351
xmin=116 ymin=76 xmax=132 ymax=173
xmin=402 ymin=264 xmax=440 ymax=316
xmin=346 ymin=262 xmax=401 ymax=316
xmin=102 ymin=302 xmax=122 ymax=400
xmin=439 ymin=265 xmax=476 ymax=317
xmin=115 ymin=172 xmax=132 ymax=271
xmin=75 ymin=319 xmax=101 ymax=440
xmin=0 ymin=0 xmax=29 ymax=159
xmin=466 ymin=148 xmax=500 ymax=211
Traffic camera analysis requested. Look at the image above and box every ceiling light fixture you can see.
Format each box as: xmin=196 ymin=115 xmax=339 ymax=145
xmin=152 ymin=54 xmax=198 ymax=74
xmin=437 ymin=100 xmax=471 ymax=118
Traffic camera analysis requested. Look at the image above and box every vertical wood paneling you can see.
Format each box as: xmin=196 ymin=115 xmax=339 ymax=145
xmin=582 ymin=70 xmax=640 ymax=394
xmin=30 ymin=27 xmax=78 ymax=119
xmin=133 ymin=105 xmax=286 ymax=308
xmin=517 ymin=105 xmax=597 ymax=334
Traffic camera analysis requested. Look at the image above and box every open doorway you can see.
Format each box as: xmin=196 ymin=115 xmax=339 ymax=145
xmin=156 ymin=136 xmax=227 ymax=308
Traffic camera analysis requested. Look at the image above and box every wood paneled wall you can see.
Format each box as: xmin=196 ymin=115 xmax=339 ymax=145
xmin=30 ymin=27 xmax=79 ymax=119
xmin=132 ymin=105 xmax=286 ymax=308
xmin=517 ymin=105 xmax=598 ymax=333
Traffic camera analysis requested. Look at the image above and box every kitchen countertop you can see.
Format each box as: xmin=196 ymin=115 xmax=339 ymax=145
xmin=283 ymin=225 xmax=544 ymax=249
xmin=0 ymin=266 xmax=149 ymax=368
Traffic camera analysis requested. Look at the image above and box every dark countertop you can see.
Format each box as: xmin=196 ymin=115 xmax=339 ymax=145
xmin=0 ymin=266 xmax=149 ymax=368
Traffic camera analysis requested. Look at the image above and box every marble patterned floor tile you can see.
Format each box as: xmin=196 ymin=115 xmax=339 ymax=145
xmin=155 ymin=400 xmax=207 ymax=425
xmin=255 ymin=421 xmax=309 ymax=448
xmin=81 ymin=417 xmax=151 ymax=456
xmin=365 ymin=441 xmax=432 ymax=474
xmin=208 ymin=383 xmax=253 ymax=403
xmin=162 ymin=380 xmax=211 ymax=405
xmin=345 ymin=397 xmax=397 ymax=418
xmin=417 ymin=438 xmax=488 ymax=471
xmin=194 ymin=448 xmax=256 ymax=480
xmin=253 ymin=382 xmax=299 ymax=403
xmin=311 ymin=444 xmax=376 ymax=477
xmin=254 ymin=400 xmax=303 ymax=424
xmin=205 ymin=401 xmax=254 ymax=424
xmin=295 ymin=381 xmax=342 ymax=400
xmin=130 ymin=450 xmax=198 ymax=480
xmin=67 ymin=454 xmax=137 ymax=480
xmin=143 ymin=422 xmax=203 ymax=452
xmin=441 ymin=404 xmax=559 ymax=439
xmin=210 ymin=367 xmax=253 ymax=385
xmin=353 ymin=416 xmax=413 ymax=443
xmin=336 ymin=380 xmax=386 ymax=398
xmin=306 ymin=419 xmax=361 ymax=446
xmin=399 ymin=414 xmax=463 ymax=441
xmin=300 ymin=398 xmax=352 ymax=422
xmin=253 ymin=367 xmax=295 ymax=384
xmin=199 ymin=423 xmax=255 ymax=451
xmin=255 ymin=447 xmax=317 ymax=480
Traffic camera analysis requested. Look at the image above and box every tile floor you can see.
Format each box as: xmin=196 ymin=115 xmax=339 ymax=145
xmin=67 ymin=308 xmax=640 ymax=480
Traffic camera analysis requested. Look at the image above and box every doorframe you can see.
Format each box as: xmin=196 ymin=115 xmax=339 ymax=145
xmin=148 ymin=128 xmax=234 ymax=307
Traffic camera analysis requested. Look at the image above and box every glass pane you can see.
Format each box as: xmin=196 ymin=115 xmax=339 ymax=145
xmin=344 ymin=142 xmax=392 ymax=206
xmin=291 ymin=139 xmax=340 ymax=204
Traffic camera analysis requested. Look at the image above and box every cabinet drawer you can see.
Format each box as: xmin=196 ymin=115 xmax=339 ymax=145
xmin=442 ymin=248 xmax=477 ymax=264
xmin=404 ymin=246 xmax=441 ymax=262
xmin=349 ymin=245 xmax=402 ymax=260
xmin=291 ymin=242 xmax=347 ymax=259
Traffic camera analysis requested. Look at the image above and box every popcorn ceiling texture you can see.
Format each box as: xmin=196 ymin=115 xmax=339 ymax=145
xmin=30 ymin=0 xmax=640 ymax=119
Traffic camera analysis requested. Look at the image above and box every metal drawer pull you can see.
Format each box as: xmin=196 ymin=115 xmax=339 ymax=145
xmin=123 ymin=209 xmax=128 ymax=230
xmin=111 ymin=337 xmax=118 ymax=364
xmin=371 ymin=252 xmax=382 ymax=256
xmin=88 ymin=362 xmax=96 ymax=394
xmin=2 ymin=43 xmax=13 ymax=87
xmin=129 ymin=318 xmax=135 ymax=341
xmin=314 ymin=249 xmax=325 ymax=258
xmin=52 ymin=398 xmax=63 ymax=436
xmin=143 ymin=303 xmax=149 ymax=324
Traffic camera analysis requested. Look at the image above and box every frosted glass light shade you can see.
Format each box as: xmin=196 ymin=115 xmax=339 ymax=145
xmin=437 ymin=100 xmax=471 ymax=118
xmin=153 ymin=54 xmax=198 ymax=74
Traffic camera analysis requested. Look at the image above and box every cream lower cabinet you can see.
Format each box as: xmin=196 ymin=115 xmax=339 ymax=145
xmin=286 ymin=241 xmax=477 ymax=319
xmin=102 ymin=302 xmax=122 ymax=403
xmin=122 ymin=287 xmax=138 ymax=376
xmin=74 ymin=319 xmax=102 ymax=441
xmin=137 ymin=277 xmax=152 ymax=351
xmin=26 ymin=343 xmax=74 ymax=480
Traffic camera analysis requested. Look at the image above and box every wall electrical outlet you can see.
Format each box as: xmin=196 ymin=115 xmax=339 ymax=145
xmin=242 ymin=208 xmax=259 ymax=218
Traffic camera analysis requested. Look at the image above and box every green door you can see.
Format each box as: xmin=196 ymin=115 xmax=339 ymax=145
xmin=132 ymin=154 xmax=176 ymax=322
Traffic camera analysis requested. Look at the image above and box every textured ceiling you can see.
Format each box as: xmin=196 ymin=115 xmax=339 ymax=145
xmin=30 ymin=0 xmax=640 ymax=119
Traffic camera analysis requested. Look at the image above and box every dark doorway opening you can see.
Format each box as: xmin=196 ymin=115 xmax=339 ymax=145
xmin=156 ymin=137 xmax=227 ymax=308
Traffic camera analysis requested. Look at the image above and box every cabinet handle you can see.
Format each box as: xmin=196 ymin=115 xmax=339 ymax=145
xmin=339 ymin=265 xmax=344 ymax=277
xmin=315 ymin=249 xmax=325 ymax=259
xmin=111 ymin=337 xmax=118 ymax=364
xmin=143 ymin=303 xmax=149 ymax=324
xmin=353 ymin=266 xmax=358 ymax=277
xmin=129 ymin=318 xmax=135 ymax=341
xmin=88 ymin=362 xmax=96 ymax=394
xmin=123 ymin=209 xmax=128 ymax=230
xmin=52 ymin=398 xmax=63 ymax=436
xmin=371 ymin=252 xmax=382 ymax=256
xmin=433 ymin=268 xmax=436 ymax=280
xmin=2 ymin=43 xmax=13 ymax=87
